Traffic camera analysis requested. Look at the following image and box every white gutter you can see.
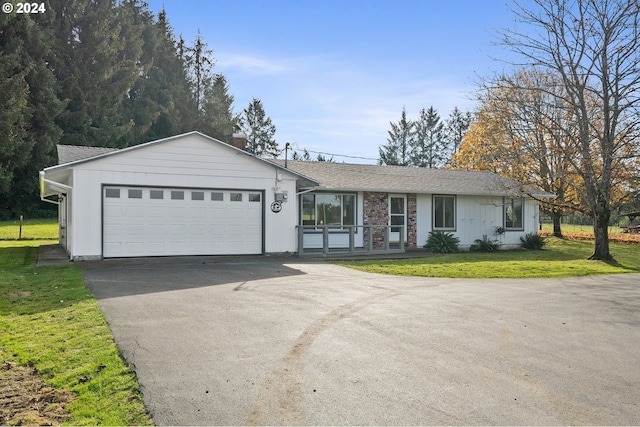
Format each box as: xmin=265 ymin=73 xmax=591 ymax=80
xmin=40 ymin=171 xmax=73 ymax=205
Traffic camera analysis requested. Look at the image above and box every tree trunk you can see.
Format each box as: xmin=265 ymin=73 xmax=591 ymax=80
xmin=551 ymin=212 xmax=563 ymax=238
xmin=589 ymin=208 xmax=614 ymax=261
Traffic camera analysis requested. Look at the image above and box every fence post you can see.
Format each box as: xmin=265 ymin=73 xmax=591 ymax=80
xmin=19 ymin=215 xmax=23 ymax=240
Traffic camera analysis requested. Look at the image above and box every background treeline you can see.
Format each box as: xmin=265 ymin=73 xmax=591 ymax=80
xmin=0 ymin=0 xmax=263 ymax=219
xmin=378 ymin=106 xmax=471 ymax=168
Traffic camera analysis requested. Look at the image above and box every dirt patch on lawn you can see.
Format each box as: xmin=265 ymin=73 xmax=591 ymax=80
xmin=0 ymin=361 xmax=75 ymax=426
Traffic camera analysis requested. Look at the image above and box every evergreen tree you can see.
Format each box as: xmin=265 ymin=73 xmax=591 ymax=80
xmin=51 ymin=0 xmax=144 ymax=147
xmin=445 ymin=107 xmax=472 ymax=155
xmin=240 ymin=98 xmax=279 ymax=158
xmin=411 ymin=106 xmax=446 ymax=168
xmin=379 ymin=107 xmax=413 ymax=166
xmin=199 ymin=74 xmax=237 ymax=141
xmin=185 ymin=29 xmax=214 ymax=116
xmin=121 ymin=6 xmax=196 ymax=145
xmin=0 ymin=12 xmax=62 ymax=218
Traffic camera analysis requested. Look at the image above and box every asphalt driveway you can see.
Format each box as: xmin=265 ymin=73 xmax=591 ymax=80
xmin=82 ymin=258 xmax=640 ymax=425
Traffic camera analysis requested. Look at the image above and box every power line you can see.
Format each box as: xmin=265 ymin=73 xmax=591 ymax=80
xmin=290 ymin=148 xmax=379 ymax=162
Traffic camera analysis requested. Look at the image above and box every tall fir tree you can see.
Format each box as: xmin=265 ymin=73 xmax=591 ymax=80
xmin=445 ymin=107 xmax=472 ymax=155
xmin=411 ymin=106 xmax=446 ymax=168
xmin=0 ymin=11 xmax=62 ymax=218
xmin=379 ymin=107 xmax=413 ymax=166
xmin=240 ymin=98 xmax=279 ymax=158
xmin=50 ymin=0 xmax=144 ymax=147
xmin=199 ymin=74 xmax=237 ymax=141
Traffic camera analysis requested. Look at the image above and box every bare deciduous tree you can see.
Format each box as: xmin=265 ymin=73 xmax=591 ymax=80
xmin=498 ymin=0 xmax=640 ymax=260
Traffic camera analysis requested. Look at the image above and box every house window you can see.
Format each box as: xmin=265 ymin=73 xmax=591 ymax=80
xmin=433 ymin=195 xmax=456 ymax=230
xmin=231 ymin=193 xmax=242 ymax=201
xmin=249 ymin=193 xmax=261 ymax=202
xmin=191 ymin=191 xmax=204 ymax=201
xmin=302 ymin=193 xmax=355 ymax=228
xmin=171 ymin=191 xmax=184 ymax=200
xmin=505 ymin=198 xmax=524 ymax=230
xmin=211 ymin=192 xmax=223 ymax=201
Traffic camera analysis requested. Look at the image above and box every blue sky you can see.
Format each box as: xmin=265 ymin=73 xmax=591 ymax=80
xmin=145 ymin=0 xmax=516 ymax=163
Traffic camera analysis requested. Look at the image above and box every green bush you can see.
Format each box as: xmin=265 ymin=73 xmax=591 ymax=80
xmin=470 ymin=237 xmax=502 ymax=252
xmin=424 ymin=231 xmax=460 ymax=253
xmin=520 ymin=232 xmax=547 ymax=250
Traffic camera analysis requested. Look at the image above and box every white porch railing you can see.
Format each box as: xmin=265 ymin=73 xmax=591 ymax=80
xmin=296 ymin=225 xmax=405 ymax=256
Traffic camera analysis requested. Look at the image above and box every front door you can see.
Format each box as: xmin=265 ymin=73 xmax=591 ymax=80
xmin=389 ymin=194 xmax=406 ymax=244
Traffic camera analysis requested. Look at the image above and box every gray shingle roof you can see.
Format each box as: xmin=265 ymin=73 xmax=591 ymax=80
xmin=277 ymin=160 xmax=553 ymax=197
xmin=57 ymin=145 xmax=118 ymax=165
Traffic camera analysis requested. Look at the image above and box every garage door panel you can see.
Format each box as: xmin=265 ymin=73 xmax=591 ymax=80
xmin=103 ymin=186 xmax=263 ymax=258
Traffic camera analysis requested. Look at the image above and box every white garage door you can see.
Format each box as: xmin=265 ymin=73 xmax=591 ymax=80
xmin=103 ymin=186 xmax=263 ymax=257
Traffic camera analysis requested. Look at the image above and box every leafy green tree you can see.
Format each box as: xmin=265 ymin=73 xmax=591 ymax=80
xmin=379 ymin=107 xmax=413 ymax=166
xmin=411 ymin=106 xmax=446 ymax=168
xmin=240 ymin=98 xmax=279 ymax=158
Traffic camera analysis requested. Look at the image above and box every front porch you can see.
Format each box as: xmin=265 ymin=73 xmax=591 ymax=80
xmin=296 ymin=225 xmax=406 ymax=256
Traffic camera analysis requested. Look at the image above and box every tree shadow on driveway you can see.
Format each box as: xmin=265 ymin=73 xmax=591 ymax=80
xmin=81 ymin=255 xmax=308 ymax=299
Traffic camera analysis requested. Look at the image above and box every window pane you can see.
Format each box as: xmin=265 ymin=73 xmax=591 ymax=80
xmin=390 ymin=197 xmax=404 ymax=215
xmin=211 ymin=192 xmax=223 ymax=201
xmin=506 ymin=198 xmax=523 ymax=229
xmin=191 ymin=191 xmax=204 ymax=200
xmin=128 ymin=189 xmax=142 ymax=199
xmin=171 ymin=191 xmax=184 ymax=200
xmin=105 ymin=188 xmax=120 ymax=198
xmin=316 ymin=194 xmax=342 ymax=226
xmin=302 ymin=194 xmax=315 ymax=225
xmin=434 ymin=196 xmax=444 ymax=228
xmin=444 ymin=196 xmax=455 ymax=228
xmin=150 ymin=190 xmax=163 ymax=199
xmin=249 ymin=193 xmax=261 ymax=202
xmin=231 ymin=193 xmax=242 ymax=201
xmin=343 ymin=195 xmax=355 ymax=226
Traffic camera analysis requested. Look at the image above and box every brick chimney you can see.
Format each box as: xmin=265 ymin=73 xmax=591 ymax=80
xmin=228 ymin=132 xmax=247 ymax=151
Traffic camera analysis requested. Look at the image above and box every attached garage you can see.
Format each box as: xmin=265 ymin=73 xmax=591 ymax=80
xmin=102 ymin=186 xmax=264 ymax=257
xmin=39 ymin=132 xmax=317 ymax=260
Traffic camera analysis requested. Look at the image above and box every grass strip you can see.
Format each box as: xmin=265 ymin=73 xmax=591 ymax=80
xmin=338 ymin=237 xmax=640 ymax=278
xmin=0 ymin=218 xmax=58 ymax=240
xmin=0 ymin=242 xmax=152 ymax=425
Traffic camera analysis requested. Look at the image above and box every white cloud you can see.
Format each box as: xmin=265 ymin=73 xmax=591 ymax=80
xmin=217 ymin=54 xmax=289 ymax=75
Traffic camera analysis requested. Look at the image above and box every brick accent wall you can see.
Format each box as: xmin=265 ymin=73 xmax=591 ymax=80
xmin=362 ymin=192 xmax=418 ymax=249
xmin=407 ymin=193 xmax=417 ymax=248
xmin=363 ymin=192 xmax=388 ymax=249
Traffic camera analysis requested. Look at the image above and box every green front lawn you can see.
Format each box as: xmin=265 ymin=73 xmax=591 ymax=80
xmin=0 ymin=241 xmax=152 ymax=425
xmin=339 ymin=238 xmax=640 ymax=278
